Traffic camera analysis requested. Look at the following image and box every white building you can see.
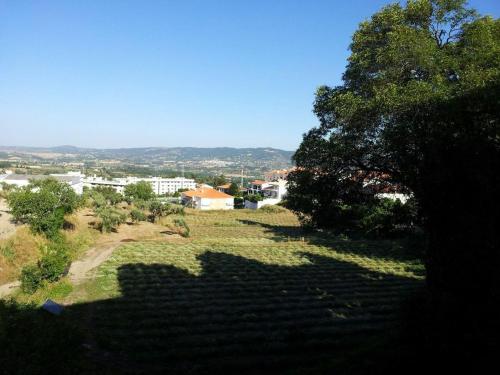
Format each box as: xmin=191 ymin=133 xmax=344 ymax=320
xmin=181 ymin=187 xmax=234 ymax=210
xmin=0 ymin=172 xmax=84 ymax=195
xmin=245 ymin=179 xmax=288 ymax=209
xmin=83 ymin=176 xmax=127 ymax=193
xmin=83 ymin=176 xmax=196 ymax=195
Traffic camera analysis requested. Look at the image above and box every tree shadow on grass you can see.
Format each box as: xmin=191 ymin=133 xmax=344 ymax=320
xmin=237 ymin=218 xmax=425 ymax=268
xmin=1 ymin=251 xmax=423 ymax=374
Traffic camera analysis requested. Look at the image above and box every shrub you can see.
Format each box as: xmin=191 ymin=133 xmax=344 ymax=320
xmin=96 ymin=207 xmax=126 ymax=233
xmin=90 ymin=192 xmax=107 ymax=209
xmin=130 ymin=209 xmax=147 ymax=223
xmin=234 ymin=197 xmax=244 ymax=209
xmin=149 ymin=200 xmax=167 ymax=222
xmin=20 ymin=264 xmax=43 ymax=294
xmin=38 ymin=248 xmax=70 ymax=282
xmin=174 ymin=218 xmax=190 ymax=238
xmin=165 ymin=204 xmax=185 ymax=215
xmin=259 ymin=205 xmax=287 ymax=213
xmin=315 ymin=198 xmax=418 ymax=238
xmin=360 ymin=198 xmax=418 ymax=238
xmin=92 ymin=186 xmax=123 ymax=206
xmin=134 ymin=199 xmax=151 ymax=211
xmin=20 ymin=238 xmax=71 ymax=294
xmin=245 ymin=194 xmax=263 ymax=203
xmin=148 ymin=201 xmax=183 ymax=222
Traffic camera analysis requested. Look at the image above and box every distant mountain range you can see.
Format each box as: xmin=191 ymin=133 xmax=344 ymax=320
xmin=0 ymin=146 xmax=295 ymax=171
xmin=0 ymin=145 xmax=294 ymax=159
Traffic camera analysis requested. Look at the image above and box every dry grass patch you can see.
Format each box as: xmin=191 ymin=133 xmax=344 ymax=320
xmin=0 ymin=227 xmax=47 ymax=284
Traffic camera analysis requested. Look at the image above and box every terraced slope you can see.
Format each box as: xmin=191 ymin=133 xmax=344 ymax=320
xmin=74 ymin=209 xmax=424 ymax=374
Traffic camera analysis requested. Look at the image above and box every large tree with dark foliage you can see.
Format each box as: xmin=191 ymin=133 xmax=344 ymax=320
xmin=287 ymin=0 xmax=499 ymax=358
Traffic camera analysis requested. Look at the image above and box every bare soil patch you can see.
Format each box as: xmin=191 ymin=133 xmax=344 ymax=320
xmin=0 ymin=198 xmax=18 ymax=240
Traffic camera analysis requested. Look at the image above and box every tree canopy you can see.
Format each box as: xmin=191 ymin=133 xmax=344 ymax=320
xmin=287 ymin=0 xmax=499 ymax=359
xmin=7 ymin=178 xmax=80 ymax=238
xmin=227 ymin=182 xmax=240 ymax=196
xmin=124 ymin=181 xmax=154 ymax=201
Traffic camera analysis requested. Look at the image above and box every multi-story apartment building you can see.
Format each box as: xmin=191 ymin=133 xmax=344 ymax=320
xmin=83 ymin=176 xmax=196 ymax=195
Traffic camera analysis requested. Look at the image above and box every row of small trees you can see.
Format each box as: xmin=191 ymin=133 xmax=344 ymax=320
xmin=3 ymin=179 xmax=185 ymax=292
xmin=85 ymin=182 xmax=185 ymax=232
xmin=6 ymin=178 xmax=80 ymax=293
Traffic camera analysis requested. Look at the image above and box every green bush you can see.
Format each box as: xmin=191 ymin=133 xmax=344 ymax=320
xmin=90 ymin=192 xmax=107 ymax=209
xmin=134 ymin=199 xmax=151 ymax=211
xmin=20 ymin=239 xmax=71 ymax=294
xmin=30 ymin=207 xmax=66 ymax=239
xmin=360 ymin=198 xmax=417 ymax=238
xmin=234 ymin=197 xmax=244 ymax=209
xmin=245 ymin=194 xmax=263 ymax=203
xmin=321 ymin=198 xmax=418 ymax=238
xmin=174 ymin=218 xmax=190 ymax=238
xmin=130 ymin=209 xmax=147 ymax=223
xmin=91 ymin=186 xmax=124 ymax=206
xmin=166 ymin=204 xmax=185 ymax=215
xmin=38 ymin=250 xmax=70 ymax=283
xmin=96 ymin=206 xmax=126 ymax=233
xmin=20 ymin=264 xmax=43 ymax=294
xmin=149 ymin=200 xmax=168 ymax=222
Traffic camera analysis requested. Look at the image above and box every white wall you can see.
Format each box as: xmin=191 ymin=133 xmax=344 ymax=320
xmin=244 ymin=198 xmax=281 ymax=209
xmin=199 ymin=197 xmax=234 ymax=210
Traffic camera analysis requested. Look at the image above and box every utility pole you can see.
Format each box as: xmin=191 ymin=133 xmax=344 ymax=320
xmin=240 ymin=167 xmax=244 ymax=188
xmin=181 ymin=165 xmax=185 ymax=189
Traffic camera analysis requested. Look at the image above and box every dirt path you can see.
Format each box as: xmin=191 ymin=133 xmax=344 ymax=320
xmin=0 ymin=214 xmax=180 ymax=297
xmin=1 ymin=242 xmax=127 ymax=298
xmin=0 ymin=280 xmax=20 ymax=298
xmin=68 ymin=243 xmax=122 ymax=283
xmin=0 ymin=198 xmax=18 ymax=240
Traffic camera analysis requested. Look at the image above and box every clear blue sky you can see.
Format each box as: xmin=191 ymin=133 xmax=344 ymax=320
xmin=1 ymin=1 xmax=498 ymax=151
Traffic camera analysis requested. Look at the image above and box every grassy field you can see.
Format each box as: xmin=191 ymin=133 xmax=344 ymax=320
xmin=55 ymin=208 xmax=424 ymax=374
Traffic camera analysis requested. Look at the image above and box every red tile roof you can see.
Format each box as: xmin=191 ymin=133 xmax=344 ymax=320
xmin=250 ymin=180 xmax=266 ymax=185
xmin=182 ymin=187 xmax=233 ymax=199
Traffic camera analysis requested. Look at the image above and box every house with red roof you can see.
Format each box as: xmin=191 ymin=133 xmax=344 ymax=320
xmin=181 ymin=187 xmax=234 ymax=210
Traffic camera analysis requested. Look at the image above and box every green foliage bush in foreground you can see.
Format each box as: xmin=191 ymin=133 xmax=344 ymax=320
xmin=7 ymin=178 xmax=80 ymax=238
xmin=20 ymin=264 xmax=44 ymax=294
xmin=325 ymin=198 xmax=418 ymax=238
xmin=20 ymin=238 xmax=71 ymax=294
